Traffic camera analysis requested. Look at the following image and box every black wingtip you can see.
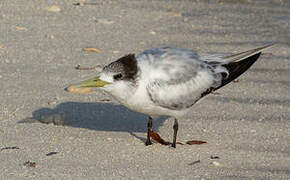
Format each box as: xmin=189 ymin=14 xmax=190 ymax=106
xmin=218 ymin=52 xmax=261 ymax=89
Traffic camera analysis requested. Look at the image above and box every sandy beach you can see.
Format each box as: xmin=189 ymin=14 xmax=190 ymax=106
xmin=0 ymin=0 xmax=289 ymax=179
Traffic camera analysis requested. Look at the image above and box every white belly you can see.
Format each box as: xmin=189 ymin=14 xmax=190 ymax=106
xmin=121 ymin=87 xmax=187 ymax=118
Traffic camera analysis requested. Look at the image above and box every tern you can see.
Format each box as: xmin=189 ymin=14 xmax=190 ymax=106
xmin=67 ymin=44 xmax=273 ymax=148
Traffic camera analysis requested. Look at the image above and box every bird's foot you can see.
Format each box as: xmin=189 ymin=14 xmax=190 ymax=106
xmin=145 ymin=139 xmax=152 ymax=146
xmin=149 ymin=130 xmax=171 ymax=145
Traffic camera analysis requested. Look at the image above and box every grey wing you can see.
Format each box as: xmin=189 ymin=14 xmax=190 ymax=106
xmin=136 ymin=47 xmax=199 ymax=63
xmin=145 ymin=51 xmax=227 ymax=110
xmin=145 ymin=45 xmax=272 ymax=110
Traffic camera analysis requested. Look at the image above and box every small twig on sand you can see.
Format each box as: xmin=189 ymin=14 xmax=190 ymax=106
xmin=23 ymin=161 xmax=36 ymax=168
xmin=73 ymin=2 xmax=98 ymax=6
xmin=210 ymin=155 xmax=220 ymax=159
xmin=46 ymin=152 xmax=58 ymax=156
xmin=188 ymin=160 xmax=201 ymax=166
xmin=1 ymin=146 xmax=20 ymax=151
xmin=75 ymin=65 xmax=102 ymax=72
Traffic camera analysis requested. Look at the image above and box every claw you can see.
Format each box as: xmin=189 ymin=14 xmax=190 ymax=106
xmin=145 ymin=140 xmax=152 ymax=146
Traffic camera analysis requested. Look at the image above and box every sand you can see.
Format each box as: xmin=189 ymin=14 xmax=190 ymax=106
xmin=0 ymin=0 xmax=289 ymax=179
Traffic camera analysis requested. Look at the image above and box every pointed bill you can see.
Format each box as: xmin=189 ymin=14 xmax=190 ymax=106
xmin=65 ymin=76 xmax=111 ymax=94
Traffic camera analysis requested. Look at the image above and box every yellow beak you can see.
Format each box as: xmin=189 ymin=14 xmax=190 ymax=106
xmin=72 ymin=76 xmax=111 ymax=88
xmin=65 ymin=76 xmax=111 ymax=94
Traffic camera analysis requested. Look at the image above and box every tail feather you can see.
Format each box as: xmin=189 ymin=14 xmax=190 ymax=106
xmin=215 ymin=52 xmax=261 ymax=91
xmin=200 ymin=44 xmax=274 ymax=98
xmin=200 ymin=52 xmax=262 ymax=98
xmin=222 ymin=44 xmax=273 ymax=63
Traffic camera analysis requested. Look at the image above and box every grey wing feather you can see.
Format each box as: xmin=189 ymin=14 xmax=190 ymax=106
xmin=137 ymin=47 xmax=199 ymax=63
xmin=146 ymin=68 xmax=223 ymax=110
xmin=222 ymin=44 xmax=273 ymax=63
xmin=201 ymin=44 xmax=274 ymax=63
xmin=204 ymin=44 xmax=274 ymax=63
xmin=147 ymin=80 xmax=196 ymax=110
xmin=144 ymin=45 xmax=273 ymax=110
xmin=144 ymin=48 xmax=225 ymax=110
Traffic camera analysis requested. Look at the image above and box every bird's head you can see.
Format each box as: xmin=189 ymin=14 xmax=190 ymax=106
xmin=66 ymin=54 xmax=139 ymax=100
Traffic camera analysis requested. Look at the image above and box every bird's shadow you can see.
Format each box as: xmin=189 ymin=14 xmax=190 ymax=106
xmin=21 ymin=102 xmax=168 ymax=143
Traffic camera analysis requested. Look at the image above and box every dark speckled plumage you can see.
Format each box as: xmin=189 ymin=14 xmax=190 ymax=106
xmin=103 ymin=54 xmax=138 ymax=81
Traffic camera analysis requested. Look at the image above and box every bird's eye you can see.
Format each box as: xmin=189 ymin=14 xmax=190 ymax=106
xmin=113 ymin=73 xmax=123 ymax=80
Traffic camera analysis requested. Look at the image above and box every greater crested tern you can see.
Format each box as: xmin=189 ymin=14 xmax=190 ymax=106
xmin=67 ymin=44 xmax=273 ymax=148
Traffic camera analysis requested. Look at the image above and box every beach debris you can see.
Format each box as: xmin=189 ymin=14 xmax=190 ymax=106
xmin=73 ymin=1 xmax=98 ymax=6
xmin=39 ymin=114 xmax=66 ymax=125
xmin=1 ymin=146 xmax=20 ymax=151
xmin=188 ymin=160 xmax=201 ymax=166
xmin=73 ymin=0 xmax=85 ymax=6
xmin=150 ymin=31 xmax=156 ymax=35
xmin=48 ymin=98 xmax=58 ymax=105
xmin=23 ymin=161 xmax=36 ymax=168
xmin=186 ymin=140 xmax=207 ymax=145
xmin=73 ymin=2 xmax=82 ymax=6
xmin=210 ymin=155 xmax=220 ymax=159
xmin=82 ymin=48 xmax=101 ymax=53
xmin=44 ymin=5 xmax=61 ymax=12
xmin=165 ymin=10 xmax=182 ymax=17
xmin=18 ymin=117 xmax=39 ymax=123
xmin=95 ymin=18 xmax=115 ymax=25
xmin=75 ymin=64 xmax=103 ymax=72
xmin=75 ymin=64 xmax=95 ymax=70
xmin=211 ymin=161 xmax=222 ymax=167
xmin=66 ymin=84 xmax=93 ymax=94
xmin=45 ymin=34 xmax=55 ymax=39
xmin=233 ymin=79 xmax=240 ymax=83
xmin=14 ymin=26 xmax=27 ymax=31
xmin=100 ymin=98 xmax=111 ymax=102
xmin=169 ymin=12 xmax=182 ymax=17
xmin=46 ymin=152 xmax=58 ymax=156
